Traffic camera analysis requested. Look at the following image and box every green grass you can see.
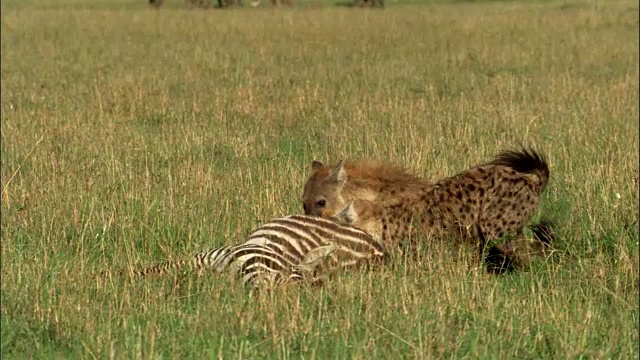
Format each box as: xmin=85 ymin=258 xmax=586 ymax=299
xmin=2 ymin=0 xmax=638 ymax=358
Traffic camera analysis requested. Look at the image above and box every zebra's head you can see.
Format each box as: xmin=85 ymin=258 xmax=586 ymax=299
xmin=302 ymin=160 xmax=349 ymax=219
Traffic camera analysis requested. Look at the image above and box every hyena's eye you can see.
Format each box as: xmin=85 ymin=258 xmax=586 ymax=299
xmin=316 ymin=200 xmax=326 ymax=208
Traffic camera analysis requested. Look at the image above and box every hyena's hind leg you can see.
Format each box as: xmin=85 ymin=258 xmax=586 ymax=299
xmin=475 ymin=179 xmax=542 ymax=264
xmin=485 ymin=221 xmax=556 ymax=274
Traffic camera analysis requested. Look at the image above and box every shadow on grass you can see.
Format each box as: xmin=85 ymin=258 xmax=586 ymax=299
xmin=334 ymin=1 xmax=387 ymax=8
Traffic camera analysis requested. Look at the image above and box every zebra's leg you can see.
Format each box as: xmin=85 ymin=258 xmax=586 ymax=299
xmin=297 ymin=243 xmax=337 ymax=273
xmin=285 ymin=243 xmax=338 ymax=286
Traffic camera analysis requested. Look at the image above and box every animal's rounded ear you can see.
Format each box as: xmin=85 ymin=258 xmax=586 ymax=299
xmin=333 ymin=199 xmax=357 ymax=224
xmin=328 ymin=160 xmax=347 ymax=185
xmin=311 ymin=160 xmax=325 ymax=172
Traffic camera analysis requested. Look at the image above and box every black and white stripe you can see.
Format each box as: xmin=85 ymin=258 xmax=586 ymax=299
xmin=114 ymin=214 xmax=387 ymax=288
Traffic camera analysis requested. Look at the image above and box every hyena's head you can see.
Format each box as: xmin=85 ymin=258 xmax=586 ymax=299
xmin=302 ymin=160 xmax=349 ymax=218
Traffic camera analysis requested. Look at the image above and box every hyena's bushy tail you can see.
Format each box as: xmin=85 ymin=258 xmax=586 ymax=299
xmin=490 ymin=148 xmax=550 ymax=192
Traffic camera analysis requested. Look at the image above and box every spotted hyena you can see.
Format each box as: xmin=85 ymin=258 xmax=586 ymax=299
xmin=302 ymin=149 xmax=553 ymax=268
xmin=331 ymin=199 xmax=555 ymax=273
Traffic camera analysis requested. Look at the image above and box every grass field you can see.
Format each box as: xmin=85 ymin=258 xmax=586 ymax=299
xmin=2 ymin=0 xmax=638 ymax=358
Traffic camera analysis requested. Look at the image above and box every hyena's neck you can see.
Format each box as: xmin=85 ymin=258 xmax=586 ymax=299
xmin=344 ymin=178 xmax=435 ymax=206
xmin=349 ymin=185 xmax=442 ymax=245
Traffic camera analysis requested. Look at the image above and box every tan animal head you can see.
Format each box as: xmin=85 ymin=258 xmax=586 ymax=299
xmin=302 ymin=159 xmax=425 ymax=245
xmin=302 ymin=159 xmax=423 ymax=217
xmin=302 ymin=160 xmax=349 ymax=218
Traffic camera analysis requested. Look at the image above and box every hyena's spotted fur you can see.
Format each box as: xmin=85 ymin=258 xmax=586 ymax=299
xmin=302 ymin=149 xmax=552 ymax=268
xmin=332 ymin=200 xmax=555 ymax=273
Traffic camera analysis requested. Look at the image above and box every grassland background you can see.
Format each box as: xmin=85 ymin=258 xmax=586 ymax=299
xmin=2 ymin=0 xmax=638 ymax=358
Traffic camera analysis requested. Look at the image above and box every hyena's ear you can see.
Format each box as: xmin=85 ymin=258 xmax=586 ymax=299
xmin=328 ymin=160 xmax=347 ymax=185
xmin=311 ymin=160 xmax=325 ymax=172
xmin=331 ymin=199 xmax=357 ymax=225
